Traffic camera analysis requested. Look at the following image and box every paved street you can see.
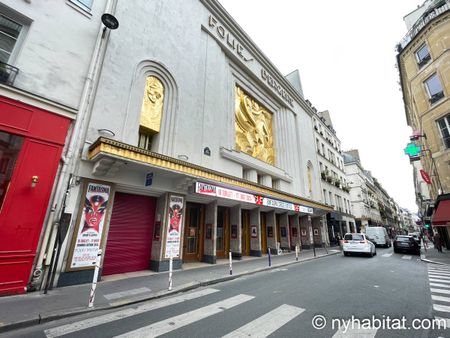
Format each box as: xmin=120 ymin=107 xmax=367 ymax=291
xmin=1 ymin=248 xmax=448 ymax=338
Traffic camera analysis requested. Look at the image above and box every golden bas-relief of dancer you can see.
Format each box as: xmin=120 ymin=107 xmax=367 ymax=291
xmin=140 ymin=76 xmax=164 ymax=133
xmin=235 ymin=86 xmax=275 ymax=165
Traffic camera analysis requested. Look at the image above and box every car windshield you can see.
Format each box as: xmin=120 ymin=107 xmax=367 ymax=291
xmin=396 ymin=236 xmax=411 ymax=242
xmin=344 ymin=234 xmax=364 ymax=241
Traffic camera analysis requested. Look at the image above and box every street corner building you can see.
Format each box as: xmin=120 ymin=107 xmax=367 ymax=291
xmin=0 ymin=0 xmax=333 ymax=294
xmin=396 ymin=0 xmax=450 ymax=246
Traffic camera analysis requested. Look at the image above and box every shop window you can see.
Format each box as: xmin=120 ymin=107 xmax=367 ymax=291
xmin=416 ymin=43 xmax=431 ymax=68
xmin=425 ymin=73 xmax=444 ymax=104
xmin=0 ymin=131 xmax=23 ymax=211
xmin=437 ymin=114 xmax=450 ymax=149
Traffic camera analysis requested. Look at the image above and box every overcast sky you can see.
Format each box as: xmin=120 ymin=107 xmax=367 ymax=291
xmin=219 ymin=0 xmax=420 ymax=212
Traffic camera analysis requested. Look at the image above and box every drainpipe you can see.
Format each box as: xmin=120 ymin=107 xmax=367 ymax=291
xmin=32 ymin=0 xmax=118 ymax=291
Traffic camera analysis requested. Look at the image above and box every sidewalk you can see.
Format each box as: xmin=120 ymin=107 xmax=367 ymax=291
xmin=0 ymin=247 xmax=340 ymax=333
xmin=421 ymin=242 xmax=450 ymax=265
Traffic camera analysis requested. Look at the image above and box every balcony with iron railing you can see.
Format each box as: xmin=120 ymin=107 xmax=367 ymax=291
xmin=398 ymin=0 xmax=450 ymax=50
xmin=0 ymin=61 xmax=19 ymax=86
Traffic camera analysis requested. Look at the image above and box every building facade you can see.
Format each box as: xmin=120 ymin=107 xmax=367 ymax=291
xmin=343 ymin=150 xmax=384 ymax=233
xmin=0 ymin=0 xmax=111 ymax=295
xmin=397 ymin=0 xmax=450 ymax=245
xmin=49 ymin=0 xmax=332 ymax=288
xmin=311 ymin=109 xmax=355 ymax=243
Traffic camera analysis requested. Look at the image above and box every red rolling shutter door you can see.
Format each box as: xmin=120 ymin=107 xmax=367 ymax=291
xmin=102 ymin=193 xmax=156 ymax=276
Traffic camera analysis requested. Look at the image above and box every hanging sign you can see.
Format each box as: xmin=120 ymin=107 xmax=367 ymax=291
xmin=420 ymin=169 xmax=432 ymax=184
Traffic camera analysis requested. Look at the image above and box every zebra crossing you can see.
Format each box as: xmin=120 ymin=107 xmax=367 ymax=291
xmin=428 ymin=264 xmax=450 ymax=327
xmin=44 ymin=287 xmax=379 ymax=338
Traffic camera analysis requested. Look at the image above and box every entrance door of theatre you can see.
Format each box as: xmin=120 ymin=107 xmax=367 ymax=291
xmin=260 ymin=212 xmax=267 ymax=254
xmin=183 ymin=203 xmax=204 ymax=261
xmin=241 ymin=210 xmax=250 ymax=256
xmin=216 ymin=207 xmax=229 ymax=258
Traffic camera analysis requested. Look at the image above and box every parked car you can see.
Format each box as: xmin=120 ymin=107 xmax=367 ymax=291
xmin=342 ymin=233 xmax=376 ymax=257
xmin=393 ymin=235 xmax=420 ymax=255
xmin=365 ymin=227 xmax=391 ymax=247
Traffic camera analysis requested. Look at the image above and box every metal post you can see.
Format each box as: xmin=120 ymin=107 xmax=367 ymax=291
xmin=295 ymin=245 xmax=299 ymax=261
xmin=229 ymin=251 xmax=232 ymax=275
xmin=268 ymin=247 xmax=272 ymax=267
xmin=168 ymin=254 xmax=173 ymax=291
xmin=88 ymin=249 xmax=102 ymax=308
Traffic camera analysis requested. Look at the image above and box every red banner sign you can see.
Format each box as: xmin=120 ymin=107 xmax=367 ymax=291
xmin=420 ymin=169 xmax=432 ymax=184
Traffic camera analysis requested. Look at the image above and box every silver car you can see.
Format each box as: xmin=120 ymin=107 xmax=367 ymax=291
xmin=342 ymin=233 xmax=376 ymax=257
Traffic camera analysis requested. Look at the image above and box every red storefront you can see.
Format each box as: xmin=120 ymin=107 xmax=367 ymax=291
xmin=0 ymin=96 xmax=70 ymax=295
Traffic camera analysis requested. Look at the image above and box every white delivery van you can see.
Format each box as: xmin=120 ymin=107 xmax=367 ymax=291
xmin=365 ymin=227 xmax=391 ymax=247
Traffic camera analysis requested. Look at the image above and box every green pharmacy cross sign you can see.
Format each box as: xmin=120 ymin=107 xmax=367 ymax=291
xmin=404 ymin=142 xmax=421 ymax=162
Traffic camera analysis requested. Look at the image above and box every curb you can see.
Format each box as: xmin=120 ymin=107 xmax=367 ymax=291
xmin=420 ymin=255 xmax=448 ymax=265
xmin=0 ymin=251 xmax=339 ymax=333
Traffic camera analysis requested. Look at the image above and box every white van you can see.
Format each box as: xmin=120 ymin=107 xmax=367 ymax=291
xmin=365 ymin=227 xmax=391 ymax=247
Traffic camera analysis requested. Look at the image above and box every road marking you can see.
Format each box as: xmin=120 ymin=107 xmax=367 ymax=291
xmin=430 ymin=283 xmax=450 ymax=288
xmin=428 ymin=267 xmax=450 ymax=273
xmin=429 ymin=269 xmax=450 ymax=275
xmin=332 ymin=326 xmax=378 ymax=338
xmin=382 ymin=253 xmax=393 ymax=257
xmin=401 ymin=255 xmax=412 ymax=260
xmin=104 ymin=287 xmax=151 ymax=300
xmin=431 ymin=288 xmax=450 ymax=295
xmin=433 ymin=304 xmax=450 ymax=313
xmin=44 ymin=288 xmax=220 ymax=338
xmin=434 ymin=317 xmax=450 ymax=329
xmin=114 ymin=294 xmax=255 ymax=338
xmin=428 ymin=266 xmax=450 ymax=271
xmin=432 ymin=295 xmax=450 ymax=303
xmin=428 ymin=274 xmax=450 ymax=280
xmin=430 ymin=278 xmax=450 ymax=284
xmin=221 ymin=304 xmax=305 ymax=338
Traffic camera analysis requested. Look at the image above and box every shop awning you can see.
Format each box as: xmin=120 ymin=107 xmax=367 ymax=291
xmin=432 ymin=194 xmax=450 ymax=226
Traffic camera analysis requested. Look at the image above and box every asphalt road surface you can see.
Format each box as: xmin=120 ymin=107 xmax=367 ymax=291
xmin=2 ymin=247 xmax=449 ymax=338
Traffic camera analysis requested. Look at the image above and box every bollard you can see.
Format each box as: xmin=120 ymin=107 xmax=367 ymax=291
xmin=268 ymin=247 xmax=272 ymax=267
xmin=168 ymin=253 xmax=173 ymax=291
xmin=88 ymin=249 xmax=102 ymax=308
xmin=295 ymin=245 xmax=299 ymax=261
xmin=229 ymin=251 xmax=232 ymax=275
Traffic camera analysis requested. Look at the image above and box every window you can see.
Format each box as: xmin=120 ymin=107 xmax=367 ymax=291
xmin=323 ymin=189 xmax=327 ymax=203
xmin=416 ymin=43 xmax=431 ymax=68
xmin=437 ymin=114 xmax=450 ymax=149
xmin=69 ymin=0 xmax=93 ymax=11
xmin=425 ymin=73 xmax=444 ymax=104
xmin=0 ymin=14 xmax=22 ymax=63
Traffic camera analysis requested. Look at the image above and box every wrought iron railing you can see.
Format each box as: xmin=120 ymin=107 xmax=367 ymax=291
xmin=399 ymin=0 xmax=450 ymax=49
xmin=0 ymin=61 xmax=19 ymax=86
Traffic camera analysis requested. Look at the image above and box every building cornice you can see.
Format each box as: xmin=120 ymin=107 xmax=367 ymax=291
xmin=88 ymin=137 xmax=332 ymax=211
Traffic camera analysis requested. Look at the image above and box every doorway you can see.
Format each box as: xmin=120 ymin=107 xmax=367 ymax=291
xmin=260 ymin=212 xmax=267 ymax=254
xmin=183 ymin=203 xmax=204 ymax=261
xmin=216 ymin=207 xmax=229 ymax=258
xmin=241 ymin=210 xmax=250 ymax=256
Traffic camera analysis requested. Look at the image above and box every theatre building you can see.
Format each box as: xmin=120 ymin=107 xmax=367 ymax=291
xmin=55 ymin=0 xmax=331 ymax=287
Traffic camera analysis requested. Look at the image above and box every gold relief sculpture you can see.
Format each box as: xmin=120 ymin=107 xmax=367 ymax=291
xmin=235 ymin=86 xmax=275 ymax=165
xmin=140 ymin=76 xmax=164 ymax=133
